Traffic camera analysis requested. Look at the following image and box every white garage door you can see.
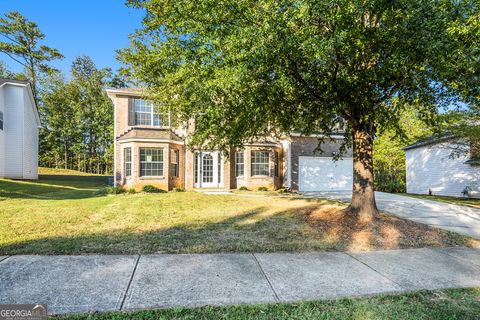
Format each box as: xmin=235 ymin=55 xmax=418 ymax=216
xmin=299 ymin=157 xmax=353 ymax=191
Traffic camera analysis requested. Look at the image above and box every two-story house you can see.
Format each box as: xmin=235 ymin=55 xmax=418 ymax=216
xmin=107 ymin=88 xmax=353 ymax=192
xmin=0 ymin=79 xmax=40 ymax=180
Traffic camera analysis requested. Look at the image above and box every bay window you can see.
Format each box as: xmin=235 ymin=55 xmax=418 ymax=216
xmin=124 ymin=147 xmax=132 ymax=178
xmin=140 ymin=148 xmax=164 ymax=177
xmin=235 ymin=151 xmax=244 ymax=177
xmin=251 ymin=151 xmax=269 ymax=176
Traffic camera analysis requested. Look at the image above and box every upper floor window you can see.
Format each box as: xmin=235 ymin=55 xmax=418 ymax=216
xmin=0 ymin=111 xmax=3 ymax=130
xmin=251 ymin=151 xmax=269 ymax=176
xmin=133 ymin=98 xmax=169 ymax=127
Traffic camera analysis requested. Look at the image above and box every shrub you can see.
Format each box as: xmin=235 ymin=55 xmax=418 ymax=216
xmin=258 ymin=186 xmax=268 ymax=191
xmin=142 ymin=185 xmax=165 ymax=193
xmin=238 ymin=186 xmax=249 ymax=191
xmin=105 ymin=186 xmax=126 ymax=195
xmin=173 ymin=187 xmax=186 ymax=192
xmin=128 ymin=188 xmax=136 ymax=194
xmin=276 ymin=187 xmax=288 ymax=193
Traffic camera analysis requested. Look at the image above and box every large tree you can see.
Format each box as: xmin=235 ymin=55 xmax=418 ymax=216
xmin=0 ymin=11 xmax=63 ymax=99
xmin=39 ymin=56 xmax=114 ymax=174
xmin=120 ymin=0 xmax=479 ymax=222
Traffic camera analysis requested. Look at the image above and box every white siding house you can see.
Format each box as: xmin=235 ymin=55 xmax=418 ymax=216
xmin=0 ymin=79 xmax=40 ymax=179
xmin=405 ymin=139 xmax=480 ymax=198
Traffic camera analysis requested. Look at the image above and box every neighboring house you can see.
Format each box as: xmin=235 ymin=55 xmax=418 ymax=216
xmin=404 ymin=137 xmax=480 ymax=198
xmin=106 ymin=88 xmax=353 ymax=191
xmin=0 ymin=79 xmax=40 ymax=180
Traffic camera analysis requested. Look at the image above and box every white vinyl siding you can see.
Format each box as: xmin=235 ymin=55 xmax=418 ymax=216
xmin=4 ymin=85 xmax=24 ymax=178
xmin=0 ymin=83 xmax=38 ymax=179
xmin=0 ymin=93 xmax=4 ymax=177
xmin=406 ymin=143 xmax=480 ymax=197
xmin=298 ymin=157 xmax=353 ymax=191
xmin=22 ymin=89 xmax=38 ymax=179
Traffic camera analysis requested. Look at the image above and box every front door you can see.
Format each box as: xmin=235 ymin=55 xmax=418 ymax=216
xmin=195 ymin=151 xmax=223 ymax=188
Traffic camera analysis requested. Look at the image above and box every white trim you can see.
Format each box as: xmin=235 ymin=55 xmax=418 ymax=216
xmin=281 ymin=139 xmax=292 ymax=189
xmin=299 ymin=156 xmax=353 ymax=160
xmin=113 ymin=96 xmax=117 ymax=186
xmin=118 ymin=138 xmax=184 ymax=145
xmin=288 ymin=133 xmax=345 ymax=139
xmin=244 ymin=143 xmax=281 ymax=147
xmin=105 ymin=88 xmax=143 ymax=96
xmin=194 ymin=151 xmax=224 ymax=188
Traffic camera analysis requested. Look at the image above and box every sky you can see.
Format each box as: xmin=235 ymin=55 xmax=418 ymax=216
xmin=0 ymin=0 xmax=144 ymax=77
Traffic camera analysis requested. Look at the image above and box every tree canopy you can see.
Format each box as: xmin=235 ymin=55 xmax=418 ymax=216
xmin=120 ymin=0 xmax=478 ymax=220
xmin=0 ymin=11 xmax=63 ymax=99
xmin=39 ymin=56 xmax=114 ymax=174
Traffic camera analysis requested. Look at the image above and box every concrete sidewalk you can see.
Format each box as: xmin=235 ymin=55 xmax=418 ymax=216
xmin=0 ymin=248 xmax=479 ymax=315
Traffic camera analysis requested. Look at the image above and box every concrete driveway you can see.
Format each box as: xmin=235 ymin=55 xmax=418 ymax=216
xmin=303 ymin=191 xmax=480 ymax=239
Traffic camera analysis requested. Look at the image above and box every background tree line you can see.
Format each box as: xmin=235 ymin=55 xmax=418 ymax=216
xmin=0 ymin=11 xmax=124 ymax=174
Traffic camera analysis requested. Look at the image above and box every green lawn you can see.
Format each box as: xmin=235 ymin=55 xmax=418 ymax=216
xmin=1 ymin=169 xmax=478 ymax=255
xmin=56 ymin=288 xmax=480 ymax=320
xmin=400 ymin=193 xmax=480 ymax=209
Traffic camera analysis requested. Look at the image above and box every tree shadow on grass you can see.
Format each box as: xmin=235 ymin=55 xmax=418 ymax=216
xmin=1 ymin=205 xmax=477 ymax=255
xmin=0 ymin=175 xmax=109 ymax=200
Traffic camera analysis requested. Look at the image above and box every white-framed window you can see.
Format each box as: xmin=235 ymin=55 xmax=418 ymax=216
xmin=134 ymin=98 xmax=169 ymax=127
xmin=0 ymin=111 xmax=3 ymax=130
xmin=170 ymin=149 xmax=179 ymax=177
xmin=235 ymin=151 xmax=244 ymax=177
xmin=251 ymin=151 xmax=269 ymax=176
xmin=140 ymin=148 xmax=164 ymax=177
xmin=124 ymin=147 xmax=132 ymax=178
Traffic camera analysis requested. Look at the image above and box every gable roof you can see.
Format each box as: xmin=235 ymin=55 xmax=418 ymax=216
xmin=0 ymin=78 xmax=41 ymax=127
xmin=402 ymin=135 xmax=455 ymax=151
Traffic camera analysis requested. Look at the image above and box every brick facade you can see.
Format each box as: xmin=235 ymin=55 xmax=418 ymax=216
xmin=107 ymin=89 xmax=350 ymax=192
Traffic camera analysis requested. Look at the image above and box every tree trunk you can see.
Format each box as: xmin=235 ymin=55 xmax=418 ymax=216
xmin=344 ymin=126 xmax=379 ymax=223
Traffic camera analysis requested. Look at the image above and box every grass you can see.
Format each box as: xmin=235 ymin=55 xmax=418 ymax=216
xmin=1 ymin=169 xmax=479 ymax=255
xmin=400 ymin=193 xmax=480 ymax=209
xmin=56 ymin=288 xmax=480 ymax=320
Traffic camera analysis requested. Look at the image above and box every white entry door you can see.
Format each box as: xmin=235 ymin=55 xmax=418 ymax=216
xmin=299 ymin=156 xmax=353 ymax=191
xmin=195 ymin=151 xmax=224 ymax=188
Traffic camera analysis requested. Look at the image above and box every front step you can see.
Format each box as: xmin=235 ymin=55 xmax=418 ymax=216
xmin=194 ymin=189 xmax=233 ymax=195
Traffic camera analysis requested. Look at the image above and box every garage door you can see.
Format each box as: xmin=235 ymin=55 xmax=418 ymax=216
xmin=299 ymin=157 xmax=353 ymax=191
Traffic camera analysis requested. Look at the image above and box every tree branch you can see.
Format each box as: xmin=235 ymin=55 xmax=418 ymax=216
xmin=0 ymin=50 xmax=27 ymax=68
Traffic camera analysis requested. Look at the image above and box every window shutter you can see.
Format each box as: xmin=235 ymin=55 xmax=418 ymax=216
xmin=128 ymin=98 xmax=135 ymax=126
